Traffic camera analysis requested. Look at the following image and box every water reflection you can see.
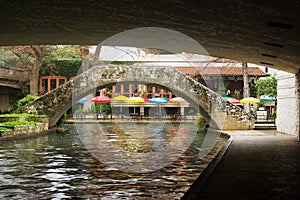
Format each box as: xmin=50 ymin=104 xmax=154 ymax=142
xmin=0 ymin=123 xmax=227 ymax=199
xmin=77 ymin=122 xmax=199 ymax=173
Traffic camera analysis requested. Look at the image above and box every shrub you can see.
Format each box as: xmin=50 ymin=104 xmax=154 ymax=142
xmin=15 ymin=95 xmax=39 ymax=110
xmin=195 ymin=115 xmax=207 ymax=129
xmin=0 ymin=127 xmax=12 ymax=131
xmin=0 ymin=113 xmax=45 ymax=117
xmin=57 ymin=113 xmax=67 ymax=128
xmin=91 ymin=103 xmax=111 ymax=114
xmin=1 ymin=121 xmax=37 ymax=126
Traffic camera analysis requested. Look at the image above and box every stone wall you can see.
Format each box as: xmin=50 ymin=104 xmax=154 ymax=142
xmin=0 ymin=115 xmax=49 ymax=138
xmin=0 ymin=116 xmax=49 ymax=131
xmin=0 ymin=123 xmax=45 ymax=138
xmin=276 ymin=71 xmax=299 ymax=137
xmin=17 ymin=65 xmax=253 ymax=130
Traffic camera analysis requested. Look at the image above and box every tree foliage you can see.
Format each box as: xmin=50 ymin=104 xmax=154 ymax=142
xmin=45 ymin=45 xmax=80 ymax=60
xmin=40 ymin=60 xmax=81 ymax=79
xmin=0 ymin=45 xmax=82 ymax=95
xmin=255 ymin=76 xmax=277 ymax=97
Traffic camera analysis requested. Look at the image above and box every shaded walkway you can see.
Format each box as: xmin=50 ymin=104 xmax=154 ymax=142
xmin=182 ymin=130 xmax=300 ymax=200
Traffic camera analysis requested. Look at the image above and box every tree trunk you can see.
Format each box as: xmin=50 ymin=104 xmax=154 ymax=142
xmin=242 ymin=62 xmax=250 ymax=113
xmin=30 ymin=62 xmax=40 ymax=95
xmin=93 ymin=44 xmax=101 ymax=66
xmin=29 ymin=45 xmax=43 ymax=95
xmin=80 ymin=45 xmax=89 ymax=72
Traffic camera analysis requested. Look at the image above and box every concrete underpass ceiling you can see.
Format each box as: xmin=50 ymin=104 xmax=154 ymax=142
xmin=0 ymin=1 xmax=299 ymax=73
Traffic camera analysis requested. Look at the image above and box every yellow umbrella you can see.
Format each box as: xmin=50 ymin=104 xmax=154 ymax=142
xmin=127 ymin=97 xmax=145 ymax=114
xmin=127 ymin=97 xmax=145 ymax=103
xmin=240 ymin=97 xmax=260 ymax=104
xmin=112 ymin=95 xmax=128 ymax=114
xmin=112 ymin=95 xmax=128 ymax=102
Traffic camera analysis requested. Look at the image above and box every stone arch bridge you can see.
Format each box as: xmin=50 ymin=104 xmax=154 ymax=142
xmin=17 ymin=65 xmax=252 ymax=129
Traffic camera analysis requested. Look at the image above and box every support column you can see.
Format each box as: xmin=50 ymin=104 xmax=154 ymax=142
xmin=180 ymin=106 xmax=184 ymax=115
xmin=39 ymin=78 xmax=42 ymax=95
xmin=160 ymin=89 xmax=164 ymax=97
xmin=112 ymin=86 xmax=116 ymax=97
xmin=47 ymin=78 xmax=50 ymax=93
xmin=296 ymin=71 xmax=300 ymax=140
xmin=152 ymin=86 xmax=156 ymax=98
xmin=120 ymin=84 xmax=124 ymax=96
xmin=140 ymin=106 xmax=144 ymax=116
xmin=137 ymin=84 xmax=141 ymax=96
xmin=168 ymin=91 xmax=172 ymax=100
xmin=56 ymin=78 xmax=59 ymax=88
xmin=276 ymin=71 xmax=300 ymax=138
xmin=129 ymin=84 xmax=132 ymax=97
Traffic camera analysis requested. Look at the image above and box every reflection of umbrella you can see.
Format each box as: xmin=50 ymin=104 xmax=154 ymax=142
xmin=260 ymin=96 xmax=277 ymax=103
xmin=148 ymin=97 xmax=168 ymax=114
xmin=127 ymin=97 xmax=145 ymax=113
xmin=223 ymin=96 xmax=241 ymax=105
xmin=77 ymin=97 xmax=88 ymax=104
xmin=169 ymin=97 xmax=187 ymax=104
xmin=91 ymin=96 xmax=111 ymax=113
xmin=240 ymin=97 xmax=260 ymax=104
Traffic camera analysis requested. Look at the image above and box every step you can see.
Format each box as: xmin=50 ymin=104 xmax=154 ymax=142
xmin=254 ymin=123 xmax=276 ymax=130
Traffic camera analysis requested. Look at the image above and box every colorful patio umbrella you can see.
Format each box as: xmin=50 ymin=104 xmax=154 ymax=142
xmin=148 ymin=97 xmax=168 ymax=115
xmin=240 ymin=97 xmax=260 ymax=104
xmin=127 ymin=97 xmax=145 ymax=113
xmin=127 ymin=97 xmax=145 ymax=103
xmin=148 ymin=97 xmax=168 ymax=104
xmin=169 ymin=97 xmax=187 ymax=104
xmin=91 ymin=96 xmax=111 ymax=113
xmin=223 ymin=96 xmax=241 ymax=105
xmin=260 ymin=96 xmax=277 ymax=103
xmin=91 ymin=96 xmax=111 ymax=103
xmin=142 ymin=97 xmax=149 ymax=102
xmin=111 ymin=95 xmax=128 ymax=114
xmin=112 ymin=95 xmax=128 ymax=102
xmin=77 ymin=97 xmax=88 ymax=104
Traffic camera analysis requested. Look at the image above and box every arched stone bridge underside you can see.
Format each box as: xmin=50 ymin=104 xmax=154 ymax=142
xmin=17 ymin=65 xmax=251 ymax=129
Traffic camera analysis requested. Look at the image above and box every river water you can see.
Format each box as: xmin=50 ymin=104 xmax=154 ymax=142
xmin=0 ymin=122 xmax=227 ymax=199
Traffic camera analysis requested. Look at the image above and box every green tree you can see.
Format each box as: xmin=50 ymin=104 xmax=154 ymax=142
xmin=2 ymin=45 xmax=81 ymax=95
xmin=255 ymin=76 xmax=277 ymax=97
xmin=4 ymin=45 xmax=44 ymax=95
xmin=45 ymin=45 xmax=80 ymax=60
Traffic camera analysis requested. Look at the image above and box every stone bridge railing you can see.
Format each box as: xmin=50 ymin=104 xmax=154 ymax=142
xmin=0 ymin=66 xmax=29 ymax=89
xmin=17 ymin=64 xmax=253 ymax=129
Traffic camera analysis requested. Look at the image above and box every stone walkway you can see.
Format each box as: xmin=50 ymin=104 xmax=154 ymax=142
xmin=182 ymin=130 xmax=300 ymax=200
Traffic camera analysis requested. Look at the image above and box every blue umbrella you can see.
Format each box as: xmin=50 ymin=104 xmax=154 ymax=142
xmin=148 ymin=97 xmax=168 ymax=115
xmin=77 ymin=97 xmax=89 ymax=104
xmin=260 ymin=96 xmax=277 ymax=103
xmin=148 ymin=97 xmax=168 ymax=104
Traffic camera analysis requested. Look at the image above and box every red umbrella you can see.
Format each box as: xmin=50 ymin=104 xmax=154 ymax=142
xmin=143 ymin=97 xmax=149 ymax=102
xmin=223 ymin=96 xmax=241 ymax=105
xmin=91 ymin=96 xmax=111 ymax=115
xmin=91 ymin=96 xmax=111 ymax=103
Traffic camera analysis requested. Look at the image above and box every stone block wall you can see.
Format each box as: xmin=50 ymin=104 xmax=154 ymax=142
xmin=0 ymin=116 xmax=49 ymax=138
xmin=276 ymin=71 xmax=299 ymax=137
xmin=0 ymin=123 xmax=45 ymax=138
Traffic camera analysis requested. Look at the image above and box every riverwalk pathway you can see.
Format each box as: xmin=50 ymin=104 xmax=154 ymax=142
xmin=182 ymin=130 xmax=300 ymax=200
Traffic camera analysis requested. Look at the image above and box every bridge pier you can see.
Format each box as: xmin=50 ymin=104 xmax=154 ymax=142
xmin=0 ymin=86 xmax=23 ymax=113
xmin=276 ymin=70 xmax=300 ymax=139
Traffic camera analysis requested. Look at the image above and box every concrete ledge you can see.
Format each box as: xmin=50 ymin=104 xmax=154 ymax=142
xmin=181 ymin=133 xmax=234 ymax=200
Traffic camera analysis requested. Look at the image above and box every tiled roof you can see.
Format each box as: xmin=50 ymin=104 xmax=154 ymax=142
xmin=175 ymin=66 xmax=267 ymax=77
